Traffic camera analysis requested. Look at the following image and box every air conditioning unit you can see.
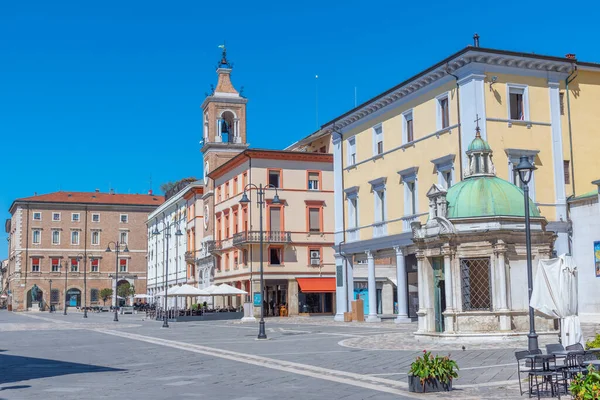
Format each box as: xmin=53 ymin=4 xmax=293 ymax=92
xmin=310 ymin=258 xmax=320 ymax=266
xmin=310 ymin=251 xmax=320 ymax=259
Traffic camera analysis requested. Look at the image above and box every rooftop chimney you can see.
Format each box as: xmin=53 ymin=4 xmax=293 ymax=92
xmin=95 ymin=188 xmax=100 ymax=192
xmin=148 ymin=189 xmax=153 ymax=195
xmin=109 ymin=189 xmax=115 ymax=195
xmin=566 ymin=53 xmax=576 ymax=60
xmin=473 ymin=33 xmax=480 ymax=48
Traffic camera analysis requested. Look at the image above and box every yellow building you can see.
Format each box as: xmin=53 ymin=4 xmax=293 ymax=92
xmin=291 ymin=39 xmax=600 ymax=322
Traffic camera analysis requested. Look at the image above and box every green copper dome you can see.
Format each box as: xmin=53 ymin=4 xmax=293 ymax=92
xmin=446 ymin=176 xmax=540 ymax=219
xmin=467 ymin=136 xmax=491 ymax=152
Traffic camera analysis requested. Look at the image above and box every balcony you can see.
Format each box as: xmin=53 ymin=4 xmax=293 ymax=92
xmin=205 ymin=240 xmax=221 ymax=253
xmin=401 ymin=213 xmax=424 ymax=232
xmin=232 ymin=231 xmax=292 ymax=246
xmin=373 ymin=221 xmax=387 ymax=238
xmin=347 ymin=228 xmax=359 ymax=242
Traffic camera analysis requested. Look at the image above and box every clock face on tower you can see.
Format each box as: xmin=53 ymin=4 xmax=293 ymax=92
xmin=204 ymin=205 xmax=209 ymax=230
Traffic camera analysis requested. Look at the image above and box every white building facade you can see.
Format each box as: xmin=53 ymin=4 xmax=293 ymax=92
xmin=147 ymin=185 xmax=189 ymax=306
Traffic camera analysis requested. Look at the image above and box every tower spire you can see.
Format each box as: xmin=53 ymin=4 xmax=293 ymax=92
xmin=474 ymin=114 xmax=482 ymax=138
xmin=217 ymin=42 xmax=231 ymax=69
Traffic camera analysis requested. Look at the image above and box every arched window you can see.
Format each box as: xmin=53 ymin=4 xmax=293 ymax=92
xmin=203 ymin=161 xmax=209 ymax=183
xmin=220 ymin=111 xmax=236 ymax=143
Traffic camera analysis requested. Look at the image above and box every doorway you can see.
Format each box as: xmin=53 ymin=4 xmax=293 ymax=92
xmin=66 ymin=288 xmax=81 ymax=307
xmin=432 ymin=257 xmax=445 ymax=333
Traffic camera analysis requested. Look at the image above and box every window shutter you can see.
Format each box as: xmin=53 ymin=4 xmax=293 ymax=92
xmin=309 ymin=208 xmax=320 ymax=231
xmin=269 ymin=207 xmax=281 ymax=231
xmin=563 ymin=160 xmax=570 ymax=184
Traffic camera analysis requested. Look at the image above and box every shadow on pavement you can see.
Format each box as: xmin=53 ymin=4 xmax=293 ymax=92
xmin=0 ymin=353 xmax=123 ymax=385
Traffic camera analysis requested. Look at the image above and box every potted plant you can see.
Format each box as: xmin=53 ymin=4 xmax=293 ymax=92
xmin=408 ymin=350 xmax=459 ymax=393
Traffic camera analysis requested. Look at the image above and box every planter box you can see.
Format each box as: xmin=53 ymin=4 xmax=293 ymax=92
xmin=408 ymin=375 xmax=452 ymax=393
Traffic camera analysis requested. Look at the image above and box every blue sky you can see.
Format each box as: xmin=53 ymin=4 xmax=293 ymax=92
xmin=1 ymin=0 xmax=599 ymax=259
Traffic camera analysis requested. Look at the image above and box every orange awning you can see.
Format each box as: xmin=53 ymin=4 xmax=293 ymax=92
xmin=297 ymin=278 xmax=336 ymax=293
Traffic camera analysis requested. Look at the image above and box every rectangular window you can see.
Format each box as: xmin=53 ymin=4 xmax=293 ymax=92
xmin=32 ymin=230 xmax=41 ymax=244
xmin=268 ymin=170 xmax=281 ymax=188
xmin=439 ymin=96 xmax=449 ymax=129
xmin=242 ymin=249 xmax=248 ymax=265
xmin=120 ymin=231 xmax=128 ymax=245
xmin=51 ymin=258 xmax=60 ymax=272
xmin=216 ymin=216 xmax=222 ymax=241
xmin=308 ymin=172 xmax=320 ymax=190
xmin=92 ymin=213 xmax=100 ymax=222
xmin=242 ymin=206 xmax=248 ymax=232
xmin=374 ymin=190 xmax=386 ymax=222
xmin=373 ymin=125 xmax=383 ymax=155
xmin=71 ymin=258 xmax=79 ymax=272
xmin=407 ymin=182 xmax=416 ymax=215
xmin=72 ymin=213 xmax=80 ymax=222
xmin=509 ymin=87 xmax=525 ymax=120
xmin=242 ymin=172 xmax=248 ymax=190
xmin=91 ymin=259 xmax=99 ymax=272
xmin=269 ymin=206 xmax=281 ymax=232
xmin=442 ymin=170 xmax=452 ymax=189
xmin=33 ymin=212 xmax=41 ymax=221
xmin=217 ymin=186 xmax=222 ymax=202
xmin=90 ymin=288 xmax=99 ymax=302
xmin=347 ymin=137 xmax=356 ymax=166
xmin=309 ymin=207 xmax=321 ymax=232
xmin=224 ymin=252 xmax=230 ymax=270
xmin=234 ymin=251 xmax=239 ymax=268
xmin=31 ymin=258 xmax=40 ymax=272
xmin=119 ymin=259 xmax=127 ymax=273
xmin=71 ymin=231 xmax=80 ymax=245
xmin=120 ymin=214 xmax=128 ymax=223
xmin=269 ymin=247 xmax=282 ymax=265
xmin=91 ymin=231 xmax=100 ymax=245
xmin=233 ymin=210 xmax=239 ymax=234
xmin=563 ymin=160 xmax=570 ymax=184
xmin=52 ymin=230 xmax=60 ymax=245
xmin=559 ymin=92 xmax=565 ymax=116
xmin=225 ymin=213 xmax=230 ymax=238
xmin=460 ymin=258 xmax=492 ymax=311
xmin=233 ymin=177 xmax=238 ymax=195
xmin=348 ymin=197 xmax=359 ymax=229
xmin=53 ymin=212 xmax=61 ymax=221
xmin=404 ymin=111 xmax=414 ymax=143
xmin=309 ymin=249 xmax=320 ymax=266
xmin=225 ymin=182 xmax=230 ymax=199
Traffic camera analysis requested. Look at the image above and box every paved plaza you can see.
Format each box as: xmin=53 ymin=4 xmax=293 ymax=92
xmin=1 ymin=311 xmax=598 ymax=399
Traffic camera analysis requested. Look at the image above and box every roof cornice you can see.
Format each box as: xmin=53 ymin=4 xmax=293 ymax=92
xmin=321 ymin=46 xmax=577 ymax=134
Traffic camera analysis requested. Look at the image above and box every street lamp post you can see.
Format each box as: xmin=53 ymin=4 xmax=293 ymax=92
xmin=76 ymin=253 xmax=88 ymax=318
xmin=63 ymin=259 xmax=69 ymax=315
xmin=105 ymin=240 xmax=129 ymax=322
xmin=239 ymin=183 xmax=281 ymax=340
xmin=515 ymin=155 xmax=539 ymax=352
xmin=49 ymin=279 xmax=53 ymax=313
xmin=152 ymin=218 xmax=183 ymax=328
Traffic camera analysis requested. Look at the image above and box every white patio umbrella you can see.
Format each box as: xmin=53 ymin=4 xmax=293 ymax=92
xmin=134 ymin=294 xmax=153 ymax=299
xmin=202 ymin=284 xmax=220 ymax=294
xmin=530 ymin=254 xmax=582 ymax=346
xmin=171 ymin=284 xmax=209 ymax=296
xmin=210 ymin=284 xmax=248 ymax=295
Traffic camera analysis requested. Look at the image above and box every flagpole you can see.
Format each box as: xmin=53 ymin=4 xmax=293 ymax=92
xmin=315 ymin=75 xmax=319 ymax=129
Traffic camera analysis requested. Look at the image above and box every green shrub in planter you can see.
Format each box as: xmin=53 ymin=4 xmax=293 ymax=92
xmin=191 ymin=304 xmax=199 ymax=311
xmin=570 ymin=365 xmax=600 ymax=399
xmin=586 ymin=334 xmax=600 ymax=360
xmin=408 ymin=350 xmax=459 ymax=393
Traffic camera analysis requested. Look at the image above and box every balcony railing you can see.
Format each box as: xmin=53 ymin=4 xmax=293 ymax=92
xmin=402 ymin=213 xmax=425 ymax=232
xmin=347 ymin=228 xmax=359 ymax=242
xmin=184 ymin=251 xmax=196 ymax=263
xmin=373 ymin=221 xmax=388 ymax=238
xmin=232 ymin=231 xmax=292 ymax=245
xmin=205 ymin=240 xmax=222 ymax=253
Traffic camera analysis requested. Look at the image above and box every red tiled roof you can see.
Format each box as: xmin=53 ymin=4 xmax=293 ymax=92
xmin=13 ymin=191 xmax=164 ymax=207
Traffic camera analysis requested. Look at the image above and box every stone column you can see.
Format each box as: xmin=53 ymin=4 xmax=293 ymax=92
xmin=442 ymin=245 xmax=455 ymax=333
xmin=416 ymin=251 xmax=427 ymax=332
xmin=346 ymin=257 xmax=354 ymax=310
xmin=334 ymin=254 xmax=347 ymax=321
xmin=366 ymin=251 xmax=380 ymax=322
xmin=287 ymin=278 xmax=299 ymax=317
xmin=394 ymin=246 xmax=411 ymax=323
xmin=494 ymin=240 xmax=510 ymax=330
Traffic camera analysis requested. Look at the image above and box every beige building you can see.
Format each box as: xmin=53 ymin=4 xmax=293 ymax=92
xmin=195 ymin=47 xmax=335 ymax=316
xmin=5 ymin=190 xmax=163 ymax=311
xmin=208 ymin=149 xmax=334 ymax=316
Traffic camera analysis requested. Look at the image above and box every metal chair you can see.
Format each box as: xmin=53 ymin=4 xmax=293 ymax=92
xmin=530 ymin=354 xmax=562 ymax=399
xmin=515 ymin=349 xmax=543 ymax=396
xmin=546 ymin=343 xmax=565 ymax=354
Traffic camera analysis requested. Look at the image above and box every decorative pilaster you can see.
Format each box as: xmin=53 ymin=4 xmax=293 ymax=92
xmin=334 ymin=253 xmax=348 ymax=321
xmin=441 ymin=245 xmax=455 ymax=333
xmin=494 ymin=240 xmax=510 ymax=331
xmin=394 ymin=246 xmax=411 ymax=323
xmin=366 ymin=251 xmax=380 ymax=322
xmin=416 ymin=251 xmax=427 ymax=332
